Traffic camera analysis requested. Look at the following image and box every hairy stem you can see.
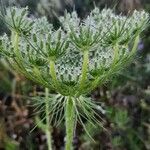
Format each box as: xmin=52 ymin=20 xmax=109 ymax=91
xmin=79 ymin=50 xmax=89 ymax=89
xmin=65 ymin=97 xmax=76 ymax=150
xmin=45 ymin=88 xmax=52 ymax=150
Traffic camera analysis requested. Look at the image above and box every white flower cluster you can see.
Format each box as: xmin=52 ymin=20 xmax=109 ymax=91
xmin=0 ymin=34 xmax=13 ymax=57
xmin=0 ymin=7 xmax=149 ymax=93
xmin=32 ymin=17 xmax=53 ymax=33
xmin=4 ymin=7 xmax=33 ymax=35
xmin=57 ymin=8 xmax=149 ymax=82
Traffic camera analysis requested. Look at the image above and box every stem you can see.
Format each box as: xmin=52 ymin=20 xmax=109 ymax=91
xmin=131 ymin=35 xmax=140 ymax=54
xmin=13 ymin=32 xmax=21 ymax=59
xmin=12 ymin=32 xmax=25 ymax=70
xmin=113 ymin=43 xmax=119 ymax=64
xmin=45 ymin=88 xmax=52 ymax=150
xmin=33 ymin=67 xmax=49 ymax=86
xmin=65 ymin=96 xmax=76 ymax=150
xmin=49 ymin=60 xmax=59 ymax=87
xmin=11 ymin=32 xmax=42 ymax=84
xmin=79 ymin=50 xmax=89 ymax=89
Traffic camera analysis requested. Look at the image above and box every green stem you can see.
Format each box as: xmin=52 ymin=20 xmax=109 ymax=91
xmin=79 ymin=50 xmax=89 ymax=89
xmin=49 ymin=60 xmax=59 ymax=87
xmin=65 ymin=96 xmax=76 ymax=150
xmin=113 ymin=43 xmax=119 ymax=64
xmin=33 ymin=67 xmax=49 ymax=87
xmin=131 ymin=35 xmax=140 ymax=54
xmin=45 ymin=88 xmax=52 ymax=150
xmin=13 ymin=32 xmax=21 ymax=59
xmin=12 ymin=32 xmax=43 ymax=84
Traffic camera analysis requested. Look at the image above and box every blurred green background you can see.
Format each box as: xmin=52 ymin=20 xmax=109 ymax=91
xmin=0 ymin=0 xmax=150 ymax=150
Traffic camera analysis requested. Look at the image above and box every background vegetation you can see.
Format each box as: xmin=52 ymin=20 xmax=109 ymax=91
xmin=0 ymin=0 xmax=149 ymax=150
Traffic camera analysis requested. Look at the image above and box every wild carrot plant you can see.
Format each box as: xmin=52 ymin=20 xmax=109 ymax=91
xmin=0 ymin=5 xmax=149 ymax=150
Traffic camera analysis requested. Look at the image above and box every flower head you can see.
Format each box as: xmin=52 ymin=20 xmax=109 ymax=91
xmin=2 ymin=7 xmax=34 ymax=35
xmin=0 ymin=7 xmax=149 ymax=96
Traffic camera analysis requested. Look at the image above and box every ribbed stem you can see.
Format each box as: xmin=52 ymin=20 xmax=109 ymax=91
xmin=65 ymin=97 xmax=76 ymax=150
xmin=79 ymin=50 xmax=89 ymax=89
xmin=45 ymin=88 xmax=52 ymax=150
